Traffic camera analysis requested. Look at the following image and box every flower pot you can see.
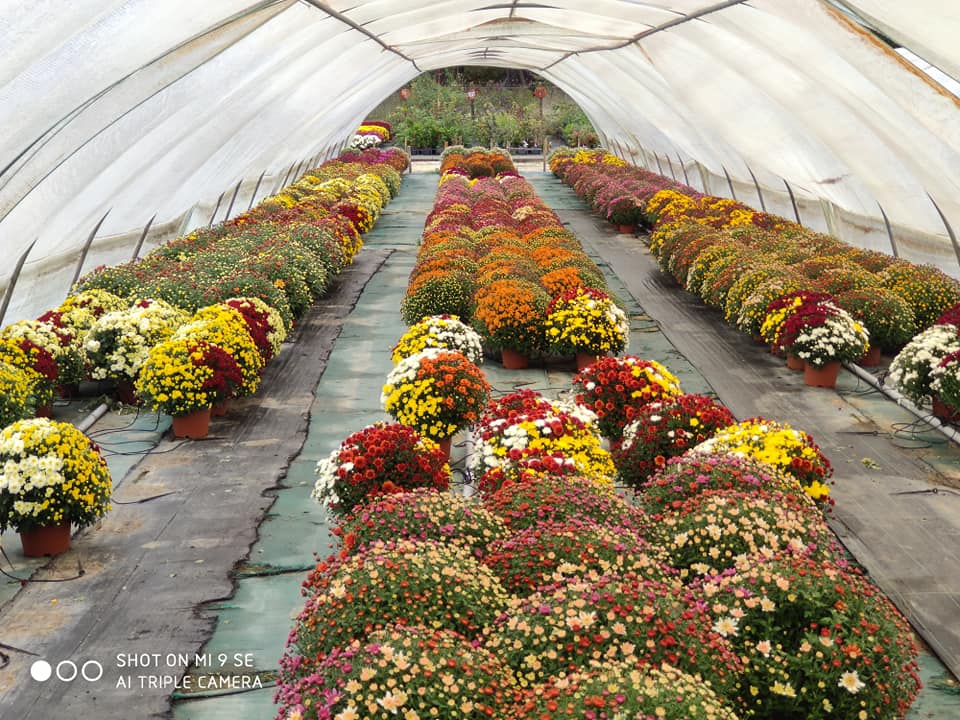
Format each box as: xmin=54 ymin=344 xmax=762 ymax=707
xmin=437 ymin=437 xmax=452 ymax=459
xmin=172 ymin=407 xmax=212 ymax=439
xmin=211 ymin=399 xmax=229 ymax=417
xmin=57 ymin=383 xmax=80 ymax=399
xmin=803 ymin=360 xmax=841 ymax=388
xmin=617 ymin=224 xmax=635 ymax=234
xmin=932 ymin=396 xmax=960 ymax=422
xmin=857 ymin=345 xmax=882 ymax=368
xmin=20 ymin=522 xmax=71 ymax=557
xmin=786 ymin=353 xmax=805 ymax=371
xmin=576 ymin=352 xmax=601 ymax=371
xmin=500 ymin=348 xmax=529 ymax=370
xmin=115 ymin=379 xmax=140 ymax=406
xmin=35 ymin=401 xmax=53 ymax=418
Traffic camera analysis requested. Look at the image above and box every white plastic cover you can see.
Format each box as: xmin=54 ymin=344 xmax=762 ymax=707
xmin=2 ymin=1 xmax=960 ymax=322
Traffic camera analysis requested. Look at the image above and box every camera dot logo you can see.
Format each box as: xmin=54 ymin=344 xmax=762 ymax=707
xmin=30 ymin=660 xmax=53 ymax=682
xmin=30 ymin=659 xmax=103 ymax=683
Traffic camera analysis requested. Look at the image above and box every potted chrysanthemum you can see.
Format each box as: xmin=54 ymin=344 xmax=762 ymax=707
xmin=392 ymin=314 xmax=484 ymax=364
xmin=780 ymin=301 xmax=869 ymax=388
xmin=0 ymin=418 xmax=112 ymax=556
xmin=136 ymin=337 xmax=243 ymax=438
xmin=381 ymin=348 xmax=490 ymax=456
xmin=83 ymin=299 xmax=187 ymax=402
xmin=544 ymin=286 xmax=630 ymax=369
xmin=313 ymin=422 xmax=450 ymax=517
xmin=472 ymin=278 xmax=550 ymax=369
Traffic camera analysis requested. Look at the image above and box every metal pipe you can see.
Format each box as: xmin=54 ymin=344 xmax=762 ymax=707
xmin=276 ymin=162 xmax=296 ymax=194
xmin=207 ymin=191 xmax=225 ymax=228
xmin=665 ymin=155 xmax=677 ymax=181
xmin=783 ymin=179 xmax=802 ymax=225
xmin=927 ymin=192 xmax=960 ymax=269
xmin=131 ymin=213 xmax=156 ymax=260
xmin=843 ymin=362 xmax=960 ymax=446
xmin=746 ymin=164 xmax=766 ymax=211
xmin=247 ymin=170 xmax=267 ymax=211
xmin=653 ymin=152 xmax=664 ymax=175
xmin=0 ymin=238 xmax=37 ymax=325
xmin=223 ymin=179 xmax=243 ymax=221
xmin=676 ymin=152 xmax=690 ymax=186
xmin=70 ymin=209 xmax=112 ymax=287
xmin=876 ymin=203 xmax=900 ymax=258
xmin=721 ymin=165 xmax=737 ymax=200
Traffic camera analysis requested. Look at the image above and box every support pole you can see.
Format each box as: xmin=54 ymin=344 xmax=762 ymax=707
xmin=224 ymin=179 xmax=243 ymax=222
xmin=876 ymin=203 xmax=900 ymax=258
xmin=247 ymin=170 xmax=267 ymax=211
xmin=0 ymin=239 xmax=37 ymax=325
xmin=665 ymin=155 xmax=677 ymax=181
xmin=276 ymin=162 xmax=297 ymax=194
xmin=721 ymin=165 xmax=737 ymax=200
xmin=70 ymin=209 xmax=112 ymax=288
xmin=783 ymin=179 xmax=802 ymax=225
xmin=207 ymin=191 xmax=225 ymax=228
xmin=927 ymin=192 xmax=960 ymax=269
xmin=131 ymin=213 xmax=157 ymax=260
xmin=746 ymin=165 xmax=766 ymax=211
xmin=676 ymin=152 xmax=690 ymax=186
xmin=653 ymin=152 xmax=664 ymax=176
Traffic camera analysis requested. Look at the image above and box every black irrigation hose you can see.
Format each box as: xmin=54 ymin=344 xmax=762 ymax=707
xmin=0 ymin=546 xmax=86 ymax=585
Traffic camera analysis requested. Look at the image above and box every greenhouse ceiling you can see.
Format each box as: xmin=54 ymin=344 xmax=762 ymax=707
xmin=2 ymin=0 xmax=960 ymax=321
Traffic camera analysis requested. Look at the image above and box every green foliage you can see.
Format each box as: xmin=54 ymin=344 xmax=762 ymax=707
xmin=383 ymin=72 xmax=596 ymax=149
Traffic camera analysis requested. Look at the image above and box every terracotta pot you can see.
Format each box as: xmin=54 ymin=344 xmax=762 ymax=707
xmin=803 ymin=360 xmax=841 ymax=388
xmin=115 ymin=379 xmax=141 ymax=406
xmin=211 ymin=400 xmax=229 ymax=417
xmin=576 ymin=352 xmax=602 ymax=371
xmin=931 ymin=396 xmax=960 ymax=422
xmin=20 ymin=522 xmax=71 ymax=557
xmin=57 ymin=383 xmax=80 ymax=399
xmin=172 ymin=407 xmax=212 ymax=439
xmin=617 ymin=224 xmax=635 ymax=234
xmin=857 ymin=345 xmax=882 ymax=368
xmin=436 ymin=437 xmax=452 ymax=459
xmin=786 ymin=354 xmax=805 ymax=371
xmin=500 ymin=348 xmax=529 ymax=370
xmin=35 ymin=402 xmax=53 ymax=418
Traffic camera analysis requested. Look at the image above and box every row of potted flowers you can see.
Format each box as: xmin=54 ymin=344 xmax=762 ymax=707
xmin=0 ymin=149 xmax=409 ymax=557
xmin=275 ymin=323 xmax=920 ymax=718
xmin=0 ymin=148 xmax=409 ymax=428
xmin=401 ymin=156 xmax=630 ymax=368
xmin=550 ymin=148 xmax=960 ymax=387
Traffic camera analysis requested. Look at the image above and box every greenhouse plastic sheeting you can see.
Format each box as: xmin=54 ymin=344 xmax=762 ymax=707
xmin=3 ymin=1 xmax=960 ymax=321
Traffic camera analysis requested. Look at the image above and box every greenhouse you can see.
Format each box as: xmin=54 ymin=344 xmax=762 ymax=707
xmin=1 ymin=2 xmax=960 ymax=718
